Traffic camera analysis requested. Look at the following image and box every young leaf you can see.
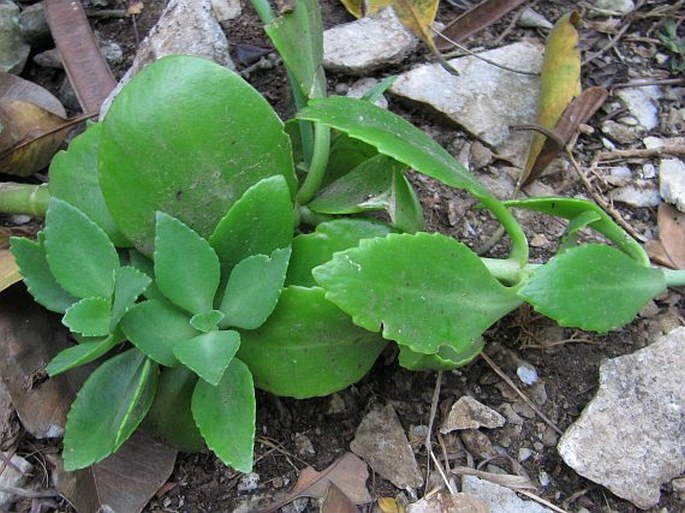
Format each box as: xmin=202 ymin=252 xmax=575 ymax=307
xmin=518 ymin=244 xmax=667 ymax=332
xmin=99 ymin=55 xmax=296 ymax=256
xmin=238 ymin=286 xmax=387 ymax=398
xmin=43 ymin=198 xmax=119 ymax=299
xmin=46 ymin=332 xmax=122 ymax=376
xmin=128 ymin=249 xmax=164 ymax=301
xmin=313 ymin=232 xmax=522 ymax=355
xmin=219 ymin=247 xmax=292 ymax=330
xmin=63 ymin=349 xmax=158 ymax=470
xmin=389 ymin=169 xmax=424 ymax=233
xmin=325 ymin=133 xmax=379 ymax=186
xmin=558 ymin=210 xmax=602 ymax=253
xmin=192 ymin=358 xmax=255 ymax=473
xmin=286 ymin=219 xmax=395 ymax=287
xmin=10 ymin=235 xmax=77 ymax=313
xmin=189 ymin=310 xmax=225 ymax=333
xmin=62 ymin=297 xmax=112 ymax=337
xmin=49 ymin=122 xmax=129 ymax=246
xmin=209 ymin=175 xmax=294 ymax=270
xmin=121 ymin=299 xmax=199 ymax=367
xmin=154 ymin=212 xmax=220 ymax=315
xmin=111 ymin=266 xmax=151 ymax=329
xmin=173 ymin=330 xmax=241 ymax=386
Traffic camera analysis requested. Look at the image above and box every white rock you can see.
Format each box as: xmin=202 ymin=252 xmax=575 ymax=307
xmin=236 ymin=472 xmax=260 ymax=493
xmin=557 ymin=327 xmax=685 ymax=510
xmin=441 ymin=396 xmax=506 ymax=432
xmin=517 ymin=8 xmax=553 ymax=30
xmin=323 ymin=9 xmax=417 ymax=75
xmin=605 ymin=165 xmax=632 ymax=186
xmin=462 ymin=475 xmax=554 ymax=512
xmin=390 ymin=41 xmax=542 ymax=151
xmin=659 ymin=158 xmax=685 ymax=212
xmin=407 ymin=490 xmax=489 ymax=513
xmin=211 ymin=0 xmax=242 ymax=24
xmin=517 ymin=364 xmax=538 ymax=385
xmin=0 ymin=453 xmax=32 ymax=508
xmin=616 ymin=86 xmax=662 ymax=130
xmin=593 ymin=0 xmax=636 ymax=15
xmin=610 ymin=183 xmax=662 ymax=207
xmin=518 ymin=447 xmax=533 ymax=462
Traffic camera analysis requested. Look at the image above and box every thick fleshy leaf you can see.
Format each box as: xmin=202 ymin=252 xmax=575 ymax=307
xmin=286 ymin=219 xmax=394 ymax=287
xmin=174 ymin=330 xmax=241 ymax=386
xmin=518 ymin=244 xmax=666 ymax=332
xmin=46 ymin=332 xmax=122 ymax=376
xmin=99 ymin=55 xmax=295 ymax=256
xmin=389 ymin=170 xmax=424 ymax=233
xmin=63 ymin=349 xmax=158 ymax=470
xmin=559 ymin=210 xmax=602 ymax=252
xmin=325 ymin=133 xmax=379 ymax=186
xmin=209 ymin=175 xmax=294 ymax=270
xmin=121 ymin=300 xmax=199 ymax=367
xmin=154 ymin=212 xmax=220 ymax=315
xmin=219 ymin=248 xmax=291 ymax=330
xmin=189 ymin=310 xmax=225 ymax=333
xmin=128 ymin=249 xmax=164 ymax=301
xmin=238 ymin=286 xmax=387 ymax=398
xmin=49 ymin=123 xmax=129 ymax=246
xmin=313 ymin=232 xmax=522 ymax=354
xmin=10 ymin=235 xmax=77 ymax=313
xmin=144 ymin=366 xmax=204 ymax=452
xmin=43 ymin=198 xmax=119 ymax=299
xmin=62 ymin=297 xmax=112 ymax=337
xmin=398 ymin=338 xmax=484 ymax=371
xmin=192 ymin=358 xmax=255 ymax=473
xmin=111 ymin=266 xmax=151 ymax=329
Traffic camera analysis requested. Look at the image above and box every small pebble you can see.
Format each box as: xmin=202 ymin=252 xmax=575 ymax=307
xmin=9 ymin=214 xmax=31 ymax=225
xmin=539 ymin=470 xmax=551 ymax=487
xmin=516 ymin=364 xmax=538 ymax=385
xmin=294 ymin=433 xmax=315 ymax=456
xmin=236 ymin=472 xmax=260 ymax=493
xmin=518 ymin=447 xmax=533 ymax=462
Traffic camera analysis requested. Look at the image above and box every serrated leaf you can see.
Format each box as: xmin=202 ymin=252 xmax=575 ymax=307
xmin=313 ymin=232 xmax=522 ymax=354
xmin=286 ymin=219 xmax=395 ymax=287
xmin=63 ymin=349 xmax=158 ymax=470
xmin=43 ymin=198 xmax=119 ymax=299
xmin=128 ymin=249 xmax=164 ymax=301
xmin=49 ymin=123 xmax=129 ymax=246
xmin=111 ymin=266 xmax=151 ymax=329
xmin=154 ymin=212 xmax=220 ymax=315
xmin=518 ymin=244 xmax=666 ymax=332
xmin=10 ymin=235 xmax=77 ymax=313
xmin=189 ymin=310 xmax=225 ymax=333
xmin=174 ymin=330 xmax=241 ymax=385
xmin=398 ymin=338 xmax=484 ymax=371
xmin=62 ymin=297 xmax=112 ymax=337
xmin=99 ymin=55 xmax=295 ymax=256
xmin=121 ymin=299 xmax=199 ymax=366
xmin=192 ymin=358 xmax=255 ymax=473
xmin=219 ymin=248 xmax=291 ymax=330
xmin=389 ymin=169 xmax=423 ymax=233
xmin=209 ymin=175 xmax=294 ymax=270
xmin=46 ymin=331 xmax=123 ymax=376
xmin=238 ymin=286 xmax=387 ymax=398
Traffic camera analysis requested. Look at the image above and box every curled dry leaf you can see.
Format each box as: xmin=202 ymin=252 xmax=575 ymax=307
xmin=646 ymin=203 xmax=685 ymax=269
xmin=322 ymin=483 xmax=360 ymax=513
xmin=0 ymin=249 xmax=21 ymax=294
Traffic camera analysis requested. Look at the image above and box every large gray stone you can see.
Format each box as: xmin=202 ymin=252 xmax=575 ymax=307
xmin=441 ymin=395 xmax=506 ymax=432
xmin=659 ymin=158 xmax=685 ymax=212
xmin=462 ymin=476 xmax=554 ymax=512
xmin=18 ymin=1 xmax=50 ymax=46
xmin=323 ymin=8 xmax=417 ymax=75
xmin=558 ymin=327 xmax=685 ymax=510
xmin=0 ymin=0 xmax=30 ymax=74
xmin=390 ymin=41 xmax=542 ymax=153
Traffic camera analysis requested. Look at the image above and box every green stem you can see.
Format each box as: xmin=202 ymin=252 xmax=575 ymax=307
xmin=0 ymin=183 xmax=50 ymax=217
xmin=480 ymin=196 xmax=529 ymax=269
xmin=296 ymin=122 xmax=330 ymax=204
xmin=298 ymin=205 xmax=334 ymax=227
xmin=249 ymin=0 xmax=275 ymax=23
xmin=664 ymin=269 xmax=685 ymax=287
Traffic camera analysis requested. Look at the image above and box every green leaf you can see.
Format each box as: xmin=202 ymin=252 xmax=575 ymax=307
xmin=63 ymin=297 xmax=112 ymax=337
xmin=46 ymin=331 xmax=123 ymax=376
xmin=209 ymin=175 xmax=294 ymax=270
xmin=286 ymin=219 xmax=395 ymax=287
xmin=144 ymin=366 xmax=204 ymax=452
xmin=121 ymin=299 xmax=199 ymax=366
xmin=313 ymin=232 xmax=522 ymax=355
xmin=189 ymin=310 xmax=225 ymax=333
xmin=10 ymin=235 xmax=77 ymax=313
xmin=192 ymin=358 xmax=255 ymax=473
xmin=297 ymin=97 xmax=492 ymax=200
xmin=128 ymin=249 xmax=164 ymax=301
xmin=174 ymin=330 xmax=241 ymax=385
xmin=154 ymin=212 xmax=220 ymax=315
xmin=49 ymin=122 xmax=129 ymax=246
xmin=63 ymin=349 xmax=158 ymax=470
xmin=324 ymin=133 xmax=379 ymax=187
xmin=111 ymin=266 xmax=151 ymax=329
xmin=43 ymin=198 xmax=119 ymax=299
xmin=398 ymin=338 xmax=484 ymax=371
xmin=219 ymin=248 xmax=291 ymax=330
xmin=238 ymin=286 xmax=387 ymax=398
xmin=389 ymin=170 xmax=424 ymax=233
xmin=99 ymin=55 xmax=296 ymax=256
xmin=559 ymin=210 xmax=602 ymax=253
xmin=518 ymin=244 xmax=666 ymax=332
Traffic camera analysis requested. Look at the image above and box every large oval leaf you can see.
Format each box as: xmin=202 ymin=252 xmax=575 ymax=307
xmin=238 ymin=286 xmax=387 ymax=398
xmin=313 ymin=232 xmax=522 ymax=355
xmin=173 ymin=330 xmax=241 ymax=386
xmin=63 ymin=348 xmax=158 ymax=470
xmin=99 ymin=55 xmax=296 ymax=255
xmin=518 ymin=244 xmax=666 ymax=332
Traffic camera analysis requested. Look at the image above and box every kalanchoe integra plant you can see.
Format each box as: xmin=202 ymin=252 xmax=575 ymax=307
xmin=7 ymin=0 xmax=685 ymax=473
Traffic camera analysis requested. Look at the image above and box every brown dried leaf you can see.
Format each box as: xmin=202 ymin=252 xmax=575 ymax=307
xmin=0 ymin=72 xmax=66 ymax=117
xmin=644 ymin=240 xmax=677 ymax=269
xmin=435 ymin=0 xmax=527 ymax=51
xmin=322 ymin=483 xmax=360 ymax=513
xmin=0 ymin=249 xmax=21 ymax=295
xmin=657 ymin=203 xmax=685 ymax=269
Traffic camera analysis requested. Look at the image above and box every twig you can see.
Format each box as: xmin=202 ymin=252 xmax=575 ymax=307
xmin=517 ymin=489 xmax=571 ymax=513
xmin=480 ymin=352 xmax=563 ymax=436
xmin=429 ymin=450 xmax=457 ymax=495
xmin=597 ymin=145 xmax=685 ymax=160
xmin=582 ymin=0 xmax=645 ymax=66
xmin=424 ymin=370 xmax=443 ymax=490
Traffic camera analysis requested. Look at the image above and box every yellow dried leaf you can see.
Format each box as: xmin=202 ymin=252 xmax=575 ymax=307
xmin=379 ymin=497 xmax=404 ymax=513
xmin=0 ymin=249 xmax=21 ymax=294
xmin=340 ymin=0 xmax=363 ymax=18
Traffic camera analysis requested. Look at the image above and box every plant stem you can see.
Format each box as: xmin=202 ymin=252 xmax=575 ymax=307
xmin=249 ymin=0 xmax=275 ymax=23
xmin=296 ymin=122 xmax=330 ymax=204
xmin=298 ymin=205 xmax=334 ymax=226
xmin=480 ymin=197 xmax=529 ymax=269
xmin=664 ymin=269 xmax=685 ymax=287
xmin=0 ymin=183 xmax=49 ymax=217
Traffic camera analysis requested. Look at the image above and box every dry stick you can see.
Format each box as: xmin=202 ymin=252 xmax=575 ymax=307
xmin=517 ymin=489 xmax=571 ymax=513
xmin=429 ymin=450 xmax=457 ymax=495
xmin=598 ymin=145 xmax=685 ymax=160
xmin=424 ymin=370 xmax=443 ymax=491
xmin=480 ymin=352 xmax=563 ymax=436
xmin=613 ymin=77 xmax=685 ymax=89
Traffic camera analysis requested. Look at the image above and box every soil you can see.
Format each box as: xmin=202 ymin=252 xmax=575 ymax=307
xmin=5 ymin=0 xmax=684 ymax=512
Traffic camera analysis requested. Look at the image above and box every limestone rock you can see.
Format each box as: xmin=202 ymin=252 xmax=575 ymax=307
xmin=0 ymin=453 xmax=31 ymax=509
xmin=441 ymin=396 xmax=505 ymax=432
xmin=0 ymin=0 xmax=30 ymax=74
xmin=557 ymin=327 xmax=685 ymax=509
xmin=593 ymin=0 xmax=636 ymax=15
xmin=517 ymin=8 xmax=552 ymax=29
xmin=610 ymin=183 xmax=662 ymax=207
xmin=616 ymin=86 xmax=662 ymax=130
xmin=323 ymin=8 xmax=417 ymax=75
xmin=211 ymin=0 xmax=242 ymax=24
xmin=659 ymin=158 xmax=685 ymax=212
xmin=462 ymin=475 xmax=554 ymax=512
